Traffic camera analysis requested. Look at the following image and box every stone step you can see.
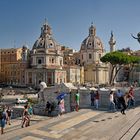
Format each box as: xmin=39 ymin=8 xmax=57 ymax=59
xmin=1 ymin=108 xmax=140 ymax=140
xmin=0 ymin=109 xmax=98 ymax=139
xmin=4 ymin=115 xmax=50 ymax=134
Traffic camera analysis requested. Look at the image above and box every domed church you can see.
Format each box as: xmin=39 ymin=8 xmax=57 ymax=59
xmin=25 ymin=22 xmax=66 ymax=87
xmin=79 ymin=23 xmax=109 ymax=85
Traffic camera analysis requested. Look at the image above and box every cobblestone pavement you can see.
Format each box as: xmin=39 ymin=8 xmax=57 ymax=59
xmin=1 ymin=107 xmax=140 ymax=140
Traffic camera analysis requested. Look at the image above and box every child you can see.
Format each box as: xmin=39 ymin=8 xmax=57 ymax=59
xmin=6 ymin=106 xmax=13 ymax=125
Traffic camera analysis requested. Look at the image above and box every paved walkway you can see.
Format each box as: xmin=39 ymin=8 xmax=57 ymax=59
xmin=1 ymin=107 xmax=140 ymax=140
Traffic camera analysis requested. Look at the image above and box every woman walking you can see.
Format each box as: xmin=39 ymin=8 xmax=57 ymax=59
xmin=58 ymin=98 xmax=65 ymax=116
xmin=95 ymin=90 xmax=100 ymax=109
xmin=21 ymin=105 xmax=30 ymax=128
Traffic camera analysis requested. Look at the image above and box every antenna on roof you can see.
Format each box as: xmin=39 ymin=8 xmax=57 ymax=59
xmin=14 ymin=40 xmax=16 ymax=48
xmin=44 ymin=18 xmax=48 ymax=24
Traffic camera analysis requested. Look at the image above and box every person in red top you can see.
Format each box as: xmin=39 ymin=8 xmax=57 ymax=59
xmin=128 ymin=86 xmax=135 ymax=108
xmin=95 ymin=90 xmax=99 ymax=109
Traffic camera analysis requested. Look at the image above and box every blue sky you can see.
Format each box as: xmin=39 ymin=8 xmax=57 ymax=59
xmin=0 ymin=0 xmax=140 ymax=52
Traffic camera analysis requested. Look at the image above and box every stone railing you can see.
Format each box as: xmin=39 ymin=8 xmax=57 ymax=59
xmin=11 ymin=106 xmax=24 ymax=119
xmin=33 ymin=86 xmax=140 ymax=116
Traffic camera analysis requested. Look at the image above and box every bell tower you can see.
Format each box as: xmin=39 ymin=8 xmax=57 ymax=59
xmin=89 ymin=22 xmax=96 ymax=36
xmin=40 ymin=20 xmax=52 ymax=38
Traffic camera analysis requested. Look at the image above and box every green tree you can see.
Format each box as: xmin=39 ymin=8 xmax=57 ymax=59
xmin=100 ymin=51 xmax=140 ymax=85
xmin=127 ymin=55 xmax=140 ymax=82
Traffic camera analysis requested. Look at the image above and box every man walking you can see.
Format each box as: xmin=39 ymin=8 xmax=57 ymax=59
xmin=90 ymin=90 xmax=95 ymax=106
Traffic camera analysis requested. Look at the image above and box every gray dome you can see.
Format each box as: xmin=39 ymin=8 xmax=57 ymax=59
xmin=33 ymin=36 xmax=57 ymax=49
xmin=80 ymin=25 xmax=104 ymax=52
xmin=32 ymin=23 xmax=58 ymax=50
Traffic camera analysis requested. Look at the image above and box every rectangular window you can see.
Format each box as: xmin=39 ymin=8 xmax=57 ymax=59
xmin=36 ymin=57 xmax=44 ymax=64
xmin=99 ymin=54 xmax=101 ymax=59
xmin=89 ymin=54 xmax=92 ymax=59
xmin=29 ymin=78 xmax=32 ymax=83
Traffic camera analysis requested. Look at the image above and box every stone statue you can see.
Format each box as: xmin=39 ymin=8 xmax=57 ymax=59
xmin=39 ymin=82 xmax=47 ymax=92
xmin=38 ymin=82 xmax=47 ymax=103
xmin=131 ymin=32 xmax=140 ymax=44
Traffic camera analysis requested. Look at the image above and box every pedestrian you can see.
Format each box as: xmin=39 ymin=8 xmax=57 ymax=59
xmin=6 ymin=106 xmax=12 ymax=125
xmin=116 ymin=89 xmax=123 ymax=109
xmin=109 ymin=91 xmax=116 ymax=112
xmin=90 ymin=90 xmax=95 ymax=106
xmin=128 ymin=86 xmax=135 ymax=108
xmin=94 ymin=90 xmax=99 ymax=109
xmin=75 ymin=90 xmax=80 ymax=111
xmin=58 ymin=98 xmax=65 ymax=116
xmin=120 ymin=92 xmax=128 ymax=115
xmin=45 ymin=101 xmax=52 ymax=116
xmin=28 ymin=104 xmax=33 ymax=117
xmin=0 ymin=107 xmax=6 ymax=134
xmin=113 ymin=91 xmax=118 ymax=110
xmin=21 ymin=105 xmax=30 ymax=128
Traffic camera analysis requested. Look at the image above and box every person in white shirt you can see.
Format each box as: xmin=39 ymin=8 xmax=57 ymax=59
xmin=109 ymin=91 xmax=116 ymax=112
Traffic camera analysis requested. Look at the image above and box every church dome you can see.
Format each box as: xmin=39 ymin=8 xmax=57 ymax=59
xmin=32 ymin=22 xmax=59 ymax=50
xmin=80 ymin=24 xmax=104 ymax=52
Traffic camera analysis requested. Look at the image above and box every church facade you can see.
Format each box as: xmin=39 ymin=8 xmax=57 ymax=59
xmin=1 ymin=21 xmax=117 ymax=87
xmin=25 ymin=22 xmax=67 ymax=87
xmin=79 ymin=24 xmax=109 ymax=85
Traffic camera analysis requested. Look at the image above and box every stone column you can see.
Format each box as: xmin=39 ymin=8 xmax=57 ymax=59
xmin=34 ymin=72 xmax=37 ymax=87
xmin=95 ymin=67 xmax=98 ymax=84
xmin=25 ymin=71 xmax=28 ymax=85
xmin=51 ymin=72 xmax=54 ymax=85
xmin=32 ymin=72 xmax=34 ymax=86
